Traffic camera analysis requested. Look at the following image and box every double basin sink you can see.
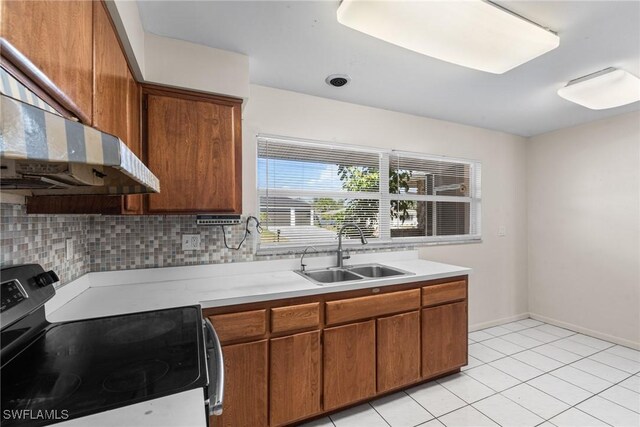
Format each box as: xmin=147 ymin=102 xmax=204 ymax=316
xmin=296 ymin=263 xmax=413 ymax=286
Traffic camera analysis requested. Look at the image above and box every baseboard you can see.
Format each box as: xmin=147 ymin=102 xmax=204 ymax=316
xmin=530 ymin=312 xmax=640 ymax=350
xmin=469 ymin=312 xmax=530 ymax=332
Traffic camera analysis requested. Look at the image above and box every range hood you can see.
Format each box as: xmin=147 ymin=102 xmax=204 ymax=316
xmin=0 ymin=94 xmax=160 ymax=195
xmin=0 ymin=38 xmax=159 ymax=196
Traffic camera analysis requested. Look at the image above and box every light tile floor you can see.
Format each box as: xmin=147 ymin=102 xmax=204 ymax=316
xmin=301 ymin=318 xmax=640 ymax=427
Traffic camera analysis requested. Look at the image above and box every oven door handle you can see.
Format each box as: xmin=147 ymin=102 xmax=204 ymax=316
xmin=204 ymin=318 xmax=224 ymax=416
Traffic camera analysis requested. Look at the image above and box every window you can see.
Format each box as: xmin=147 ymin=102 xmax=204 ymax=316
xmin=257 ymin=136 xmax=481 ymax=248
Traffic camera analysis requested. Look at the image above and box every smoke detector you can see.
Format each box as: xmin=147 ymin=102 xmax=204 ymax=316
xmin=325 ymin=74 xmax=351 ymax=87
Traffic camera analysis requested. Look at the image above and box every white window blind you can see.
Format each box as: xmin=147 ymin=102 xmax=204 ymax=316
xmin=389 ymin=152 xmax=481 ymax=242
xmin=258 ymin=137 xmax=383 ymax=246
xmin=257 ymin=135 xmax=481 ymax=248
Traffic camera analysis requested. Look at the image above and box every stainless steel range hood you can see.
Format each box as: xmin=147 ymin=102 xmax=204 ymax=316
xmin=0 ymin=94 xmax=159 ymax=195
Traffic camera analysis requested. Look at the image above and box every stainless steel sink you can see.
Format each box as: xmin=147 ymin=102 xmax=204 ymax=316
xmin=296 ymin=263 xmax=412 ymax=285
xmin=298 ymin=268 xmax=363 ymax=284
xmin=347 ymin=264 xmax=407 ymax=278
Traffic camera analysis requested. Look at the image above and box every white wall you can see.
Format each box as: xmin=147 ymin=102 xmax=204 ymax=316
xmin=107 ymin=0 xmax=250 ymax=101
xmin=144 ymin=33 xmax=250 ymax=100
xmin=528 ymin=111 xmax=640 ymax=348
xmin=242 ymin=84 xmax=529 ymax=329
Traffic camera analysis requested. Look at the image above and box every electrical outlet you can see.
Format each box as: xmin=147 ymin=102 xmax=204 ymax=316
xmin=498 ymin=226 xmax=507 ymax=237
xmin=65 ymin=238 xmax=74 ymax=261
xmin=182 ymin=234 xmax=201 ymax=250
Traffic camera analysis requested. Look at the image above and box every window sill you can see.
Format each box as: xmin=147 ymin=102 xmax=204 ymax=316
xmin=255 ymin=237 xmax=482 ymax=257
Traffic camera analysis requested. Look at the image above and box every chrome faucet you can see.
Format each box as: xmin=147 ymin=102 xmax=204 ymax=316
xmin=300 ymin=246 xmax=319 ymax=272
xmin=336 ymin=223 xmax=368 ymax=268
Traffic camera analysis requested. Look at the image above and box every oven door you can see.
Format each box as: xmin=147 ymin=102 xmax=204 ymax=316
xmin=203 ymin=318 xmax=224 ymax=420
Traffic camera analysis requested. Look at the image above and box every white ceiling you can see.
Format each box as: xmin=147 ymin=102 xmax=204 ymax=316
xmin=137 ymin=1 xmax=640 ymax=137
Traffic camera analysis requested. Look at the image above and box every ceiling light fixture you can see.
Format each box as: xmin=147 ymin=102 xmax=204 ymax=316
xmin=336 ymin=0 xmax=559 ymax=74
xmin=557 ymin=68 xmax=640 ymax=110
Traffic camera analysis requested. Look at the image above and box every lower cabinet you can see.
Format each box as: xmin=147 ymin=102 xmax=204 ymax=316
xmin=205 ymin=277 xmax=469 ymax=426
xmin=216 ymin=340 xmax=268 ymax=427
xmin=422 ymin=302 xmax=468 ymax=378
xmin=377 ymin=311 xmax=421 ymax=393
xmin=270 ymin=330 xmax=322 ymax=426
xmin=323 ymin=320 xmax=376 ymax=411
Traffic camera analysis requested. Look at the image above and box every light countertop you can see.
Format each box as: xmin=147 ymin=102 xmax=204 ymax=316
xmin=47 ymin=250 xmax=471 ymax=322
xmin=45 ymin=250 xmax=470 ymax=427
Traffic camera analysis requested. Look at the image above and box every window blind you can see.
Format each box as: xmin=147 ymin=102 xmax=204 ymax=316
xmin=389 ymin=152 xmax=481 ymax=240
xmin=258 ymin=137 xmax=383 ymax=247
xmin=257 ymin=135 xmax=482 ymax=248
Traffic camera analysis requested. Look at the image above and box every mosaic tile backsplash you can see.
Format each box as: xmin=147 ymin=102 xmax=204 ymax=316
xmin=0 ymin=204 xmax=92 ymax=285
xmin=1 ymin=203 xmax=412 ymax=287
xmin=0 ymin=203 xmax=257 ymax=286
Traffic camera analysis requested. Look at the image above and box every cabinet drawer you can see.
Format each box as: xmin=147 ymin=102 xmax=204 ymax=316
xmin=208 ymin=309 xmax=267 ymax=344
xmin=325 ymin=289 xmax=420 ymax=326
xmin=422 ymin=281 xmax=466 ymax=307
xmin=271 ymin=303 xmax=320 ymax=334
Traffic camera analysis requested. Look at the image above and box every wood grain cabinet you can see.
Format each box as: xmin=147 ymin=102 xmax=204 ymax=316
xmin=270 ymin=331 xmax=321 ymax=426
xmin=323 ymin=320 xmax=376 ymax=411
xmin=422 ymin=301 xmax=468 ymax=378
xmin=143 ymin=86 xmax=243 ymax=214
xmin=377 ymin=311 xmax=421 ymax=393
xmin=24 ymin=0 xmax=143 ymax=215
xmin=217 ymin=340 xmax=269 ymax=427
xmin=203 ymin=276 xmax=468 ymax=426
xmin=1 ymin=0 xmax=94 ymax=120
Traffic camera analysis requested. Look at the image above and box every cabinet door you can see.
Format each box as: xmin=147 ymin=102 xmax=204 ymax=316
xmin=216 ymin=340 xmax=268 ymax=427
xmin=377 ymin=311 xmax=421 ymax=393
xmin=145 ymin=90 xmax=242 ymax=214
xmin=93 ymin=1 xmax=129 ymax=140
xmin=123 ymin=68 xmax=142 ymax=213
xmin=270 ymin=331 xmax=321 ymax=426
xmin=1 ymin=0 xmax=93 ymax=120
xmin=422 ymin=302 xmax=468 ymax=378
xmin=323 ymin=320 xmax=376 ymax=411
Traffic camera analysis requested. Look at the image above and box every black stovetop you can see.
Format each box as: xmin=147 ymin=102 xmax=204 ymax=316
xmin=1 ymin=305 xmax=207 ymax=426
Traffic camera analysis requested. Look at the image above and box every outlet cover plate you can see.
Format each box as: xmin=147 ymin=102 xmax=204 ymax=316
xmin=182 ymin=234 xmax=201 ymax=250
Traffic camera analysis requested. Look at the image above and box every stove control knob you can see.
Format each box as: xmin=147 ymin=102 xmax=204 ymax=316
xmin=35 ymin=270 xmax=59 ymax=287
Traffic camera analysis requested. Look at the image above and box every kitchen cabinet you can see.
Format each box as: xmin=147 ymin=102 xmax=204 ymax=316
xmin=143 ymin=86 xmax=243 ymax=214
xmin=270 ymin=331 xmax=321 ymax=426
xmin=202 ymin=276 xmax=468 ymax=426
xmin=92 ymin=0 xmax=142 ymax=214
xmin=1 ymin=0 xmax=94 ymax=121
xmin=323 ymin=320 xmax=376 ymax=410
xmin=422 ymin=301 xmax=468 ymax=378
xmin=217 ymin=340 xmax=269 ymax=427
xmin=24 ymin=0 xmax=143 ymax=214
xmin=377 ymin=311 xmax=421 ymax=392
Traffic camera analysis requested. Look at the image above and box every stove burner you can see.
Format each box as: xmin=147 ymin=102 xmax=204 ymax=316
xmin=10 ymin=373 xmax=81 ymax=407
xmin=104 ymin=319 xmax=177 ymax=345
xmin=103 ymin=360 xmax=170 ymax=393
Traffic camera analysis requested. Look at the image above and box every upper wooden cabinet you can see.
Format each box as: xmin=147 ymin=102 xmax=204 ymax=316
xmin=1 ymin=0 xmax=94 ymax=121
xmin=143 ymin=86 xmax=242 ymax=214
xmin=93 ymin=1 xmax=142 ymax=214
xmin=24 ymin=0 xmax=143 ymax=215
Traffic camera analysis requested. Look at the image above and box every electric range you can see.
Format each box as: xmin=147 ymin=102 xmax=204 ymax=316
xmin=0 ymin=264 xmax=224 ymax=426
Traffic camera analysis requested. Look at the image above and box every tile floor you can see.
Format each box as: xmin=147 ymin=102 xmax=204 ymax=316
xmin=301 ymin=318 xmax=640 ymax=427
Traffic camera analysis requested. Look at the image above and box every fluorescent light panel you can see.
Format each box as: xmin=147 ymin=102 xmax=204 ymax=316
xmin=557 ymin=68 xmax=640 ymax=110
xmin=336 ymin=0 xmax=559 ymax=74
